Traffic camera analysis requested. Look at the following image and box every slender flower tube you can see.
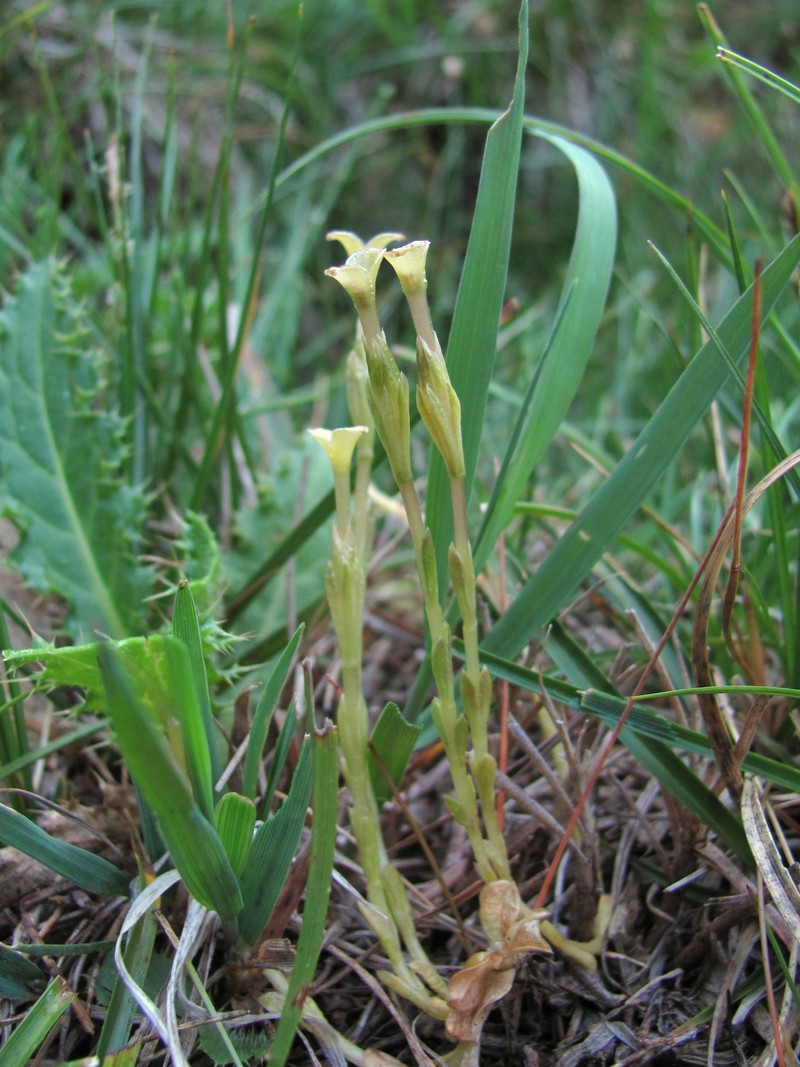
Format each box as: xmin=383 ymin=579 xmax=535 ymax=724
xmin=385 ymin=241 xmax=436 ymax=350
xmin=307 ymin=426 xmax=368 ymax=537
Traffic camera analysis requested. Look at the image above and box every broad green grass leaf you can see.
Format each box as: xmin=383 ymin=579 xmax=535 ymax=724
xmin=268 ymin=724 xmax=339 ymax=1067
xmin=483 ymin=232 xmax=800 ymax=660
xmin=475 ymin=133 xmax=617 ymax=570
xmin=426 ymin=0 xmax=528 ymax=592
xmin=0 ymin=260 xmax=149 ymax=639
xmin=0 ymin=801 xmax=129 ymax=896
xmin=172 ymin=580 xmax=220 ymax=789
xmin=368 ymin=701 xmax=420 ymax=804
xmin=98 ymin=646 xmax=242 ymax=920
xmin=238 ymin=738 xmax=313 ymax=945
xmin=242 ymin=624 xmax=304 ymax=801
xmin=0 ymin=976 xmax=75 ymax=1066
xmin=0 ymin=943 xmax=44 ymax=998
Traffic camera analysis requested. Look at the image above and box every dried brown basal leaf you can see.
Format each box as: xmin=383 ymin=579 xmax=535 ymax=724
xmin=741 ymin=777 xmax=800 ymax=942
xmin=446 ymin=881 xmax=550 ymax=1044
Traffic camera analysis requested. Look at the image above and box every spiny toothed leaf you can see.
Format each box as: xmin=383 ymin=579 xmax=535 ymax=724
xmin=0 ymin=259 xmax=150 ymax=640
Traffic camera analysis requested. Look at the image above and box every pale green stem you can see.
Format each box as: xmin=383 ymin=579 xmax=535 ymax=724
xmin=333 ymin=468 xmax=352 ymax=538
xmin=450 ymin=476 xmax=482 ymax=741
xmin=395 ymin=478 xmax=495 ymax=882
xmin=353 ymin=436 xmax=374 ymax=553
xmin=397 ymin=478 xmax=443 ymax=637
xmin=450 ymin=474 xmax=511 ymax=881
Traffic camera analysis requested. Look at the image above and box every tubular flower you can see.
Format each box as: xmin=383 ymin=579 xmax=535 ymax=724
xmin=325 ymin=248 xmax=386 ymax=341
xmin=307 ymin=426 xmax=369 ymax=535
xmin=385 ymin=241 xmax=436 ymax=349
xmin=307 ymin=426 xmax=368 ymax=475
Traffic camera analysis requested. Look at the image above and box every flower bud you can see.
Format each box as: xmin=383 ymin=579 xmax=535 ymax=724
xmin=362 ymin=331 xmax=413 ymax=486
xmin=416 ymin=337 xmax=466 ymax=480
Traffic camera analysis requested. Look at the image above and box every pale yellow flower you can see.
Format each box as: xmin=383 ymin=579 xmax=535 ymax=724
xmin=326 ymin=230 xmax=405 ymax=256
xmin=307 ymin=426 xmax=368 ymax=475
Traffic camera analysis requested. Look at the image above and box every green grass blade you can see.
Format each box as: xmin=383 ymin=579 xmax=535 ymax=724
xmin=0 ymin=801 xmax=128 ymax=896
xmin=172 ymin=580 xmax=221 ymax=789
xmin=475 ymin=133 xmax=617 ymax=570
xmin=238 ymin=738 xmax=313 ymax=946
xmin=0 ymin=943 xmax=44 ymax=998
xmin=0 ymin=719 xmax=103 ymax=784
xmin=242 ymin=624 xmax=304 ymax=801
xmin=268 ymin=723 xmax=339 ymax=1067
xmin=717 ymin=47 xmax=800 ymax=109
xmin=613 ymin=725 xmax=752 ymax=864
xmin=98 ymin=645 xmax=242 ymax=920
xmin=0 ymin=976 xmax=75 ymax=1066
xmin=698 ymin=6 xmax=798 ymax=199
xmin=426 ymin=0 xmax=528 ymax=591
xmin=190 ymin=13 xmax=301 ymax=509
xmin=163 ymin=636 xmax=214 ymax=822
xmin=261 ymin=698 xmax=299 ymax=819
xmin=483 ymin=231 xmax=800 ymax=660
xmin=275 ymin=109 xmax=730 ymax=263
xmin=470 ymin=639 xmax=800 ymax=795
xmin=647 ymin=241 xmax=799 ymax=498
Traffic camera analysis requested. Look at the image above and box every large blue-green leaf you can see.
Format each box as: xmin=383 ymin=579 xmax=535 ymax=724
xmin=0 ymin=261 xmax=149 ymax=639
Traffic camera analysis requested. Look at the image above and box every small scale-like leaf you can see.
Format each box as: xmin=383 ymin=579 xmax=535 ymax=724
xmin=215 ymin=792 xmax=256 ymax=878
xmin=368 ymin=702 xmax=420 ymax=804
